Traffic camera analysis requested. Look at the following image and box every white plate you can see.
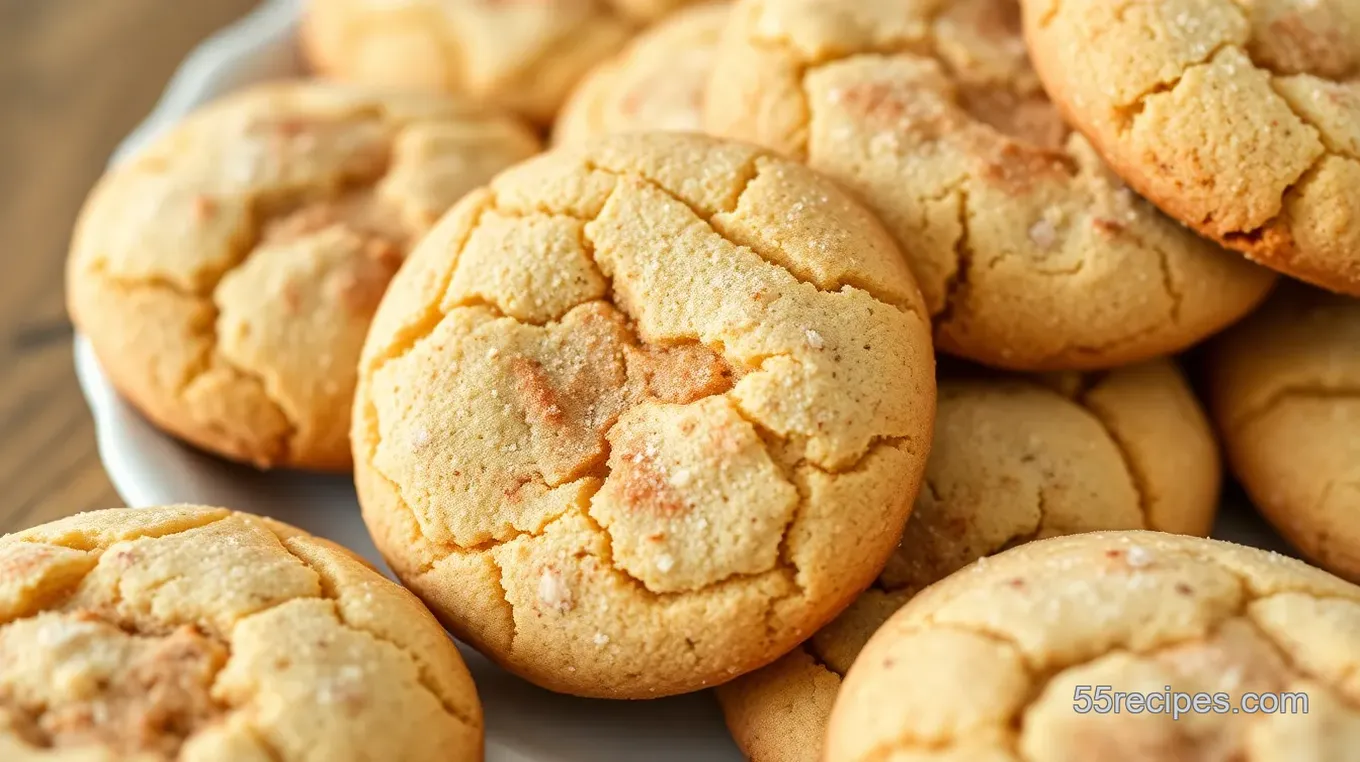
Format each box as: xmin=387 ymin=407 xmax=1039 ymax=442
xmin=74 ymin=2 xmax=740 ymax=759
xmin=72 ymin=2 xmax=1295 ymax=760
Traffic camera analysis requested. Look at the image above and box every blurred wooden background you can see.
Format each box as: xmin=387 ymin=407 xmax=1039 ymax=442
xmin=0 ymin=0 xmax=259 ymax=533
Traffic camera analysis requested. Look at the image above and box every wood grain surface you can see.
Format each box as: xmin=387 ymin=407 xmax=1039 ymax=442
xmin=0 ymin=0 xmax=260 ymax=533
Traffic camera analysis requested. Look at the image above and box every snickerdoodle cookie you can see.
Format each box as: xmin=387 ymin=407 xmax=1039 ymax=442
xmin=301 ymin=0 xmax=634 ymax=125
xmin=0 ymin=505 xmax=481 ymax=761
xmin=705 ymin=0 xmax=1275 ymax=371
xmin=1023 ymin=0 xmax=1360 ymax=296
xmin=554 ymin=3 xmax=729 ymax=144
xmin=353 ymin=132 xmax=936 ymax=698
xmin=68 ymin=83 xmax=539 ymax=471
xmin=1208 ymin=286 xmax=1360 ymax=583
xmin=718 ymin=360 xmax=1220 ymax=762
xmin=826 ymin=531 xmax=1360 ymax=761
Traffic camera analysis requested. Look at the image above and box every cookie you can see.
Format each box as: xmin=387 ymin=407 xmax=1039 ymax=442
xmin=353 ymin=132 xmax=935 ymax=698
xmin=1208 ymin=286 xmax=1360 ymax=582
xmin=68 ymin=83 xmax=539 ymax=471
xmin=301 ymin=0 xmax=634 ymax=125
xmin=717 ymin=360 xmax=1221 ymax=762
xmin=825 ymin=531 xmax=1360 ymax=761
xmin=705 ymin=0 xmax=1276 ymax=371
xmin=1023 ymin=0 xmax=1360 ymax=296
xmin=0 ymin=505 xmax=481 ymax=761
xmin=554 ymin=3 xmax=729 ymax=144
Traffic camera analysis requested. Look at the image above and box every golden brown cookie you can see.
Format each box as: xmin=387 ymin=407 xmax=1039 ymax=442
xmin=717 ymin=360 xmax=1221 ymax=762
xmin=554 ymin=3 xmax=729 ymax=144
xmin=705 ymin=0 xmax=1276 ymax=371
xmin=68 ymin=83 xmax=539 ymax=471
xmin=0 ymin=505 xmax=481 ymax=761
xmin=301 ymin=0 xmax=634 ymax=125
xmin=1024 ymin=0 xmax=1360 ymax=296
xmin=1208 ymin=286 xmax=1360 ymax=583
xmin=353 ymin=132 xmax=935 ymax=698
xmin=826 ymin=531 xmax=1360 ymax=761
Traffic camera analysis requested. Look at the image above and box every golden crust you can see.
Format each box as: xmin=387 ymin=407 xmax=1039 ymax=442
xmin=717 ymin=361 xmax=1221 ymax=760
xmin=827 ymin=530 xmax=1360 ymax=762
xmin=353 ymin=132 xmax=935 ymax=698
xmin=67 ymin=82 xmax=539 ymax=471
xmin=705 ymin=0 xmax=1276 ymax=371
xmin=0 ymin=506 xmax=481 ymax=762
xmin=1023 ymin=0 xmax=1360 ymax=295
xmin=1208 ymin=285 xmax=1360 ymax=582
xmin=300 ymin=0 xmax=635 ymax=125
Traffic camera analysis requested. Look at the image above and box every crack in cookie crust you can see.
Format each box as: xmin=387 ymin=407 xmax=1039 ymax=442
xmin=355 ymin=132 xmax=933 ymax=698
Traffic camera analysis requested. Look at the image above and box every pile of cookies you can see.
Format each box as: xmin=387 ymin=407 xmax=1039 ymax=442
xmin=9 ymin=0 xmax=1358 ymax=759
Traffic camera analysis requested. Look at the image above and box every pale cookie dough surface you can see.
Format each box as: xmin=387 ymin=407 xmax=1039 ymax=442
xmin=301 ymin=0 xmax=634 ymax=125
xmin=555 ymin=3 xmax=729 ymax=144
xmin=705 ymin=0 xmax=1275 ymax=371
xmin=353 ymin=132 xmax=935 ymax=698
xmin=827 ymin=530 xmax=1360 ymax=762
xmin=68 ymin=83 xmax=539 ymax=471
xmin=1024 ymin=0 xmax=1360 ymax=296
xmin=1208 ymin=286 xmax=1360 ymax=583
xmin=717 ymin=360 xmax=1220 ymax=762
xmin=0 ymin=506 xmax=481 ymax=762
xmin=608 ymin=0 xmax=704 ymax=22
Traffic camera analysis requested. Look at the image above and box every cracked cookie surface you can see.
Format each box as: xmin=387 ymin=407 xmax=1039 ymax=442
xmin=352 ymin=131 xmax=936 ymax=698
xmin=826 ymin=530 xmax=1360 ymax=761
xmin=716 ymin=360 xmax=1220 ymax=761
xmin=1208 ymin=285 xmax=1360 ymax=583
xmin=0 ymin=505 xmax=481 ymax=762
xmin=301 ymin=0 xmax=635 ymax=125
xmin=68 ymin=83 xmax=539 ymax=471
xmin=705 ymin=0 xmax=1275 ymax=371
xmin=554 ymin=2 xmax=730 ymax=144
xmin=1024 ymin=0 xmax=1360 ymax=295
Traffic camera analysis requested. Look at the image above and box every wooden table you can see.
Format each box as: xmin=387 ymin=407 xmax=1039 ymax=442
xmin=0 ymin=0 xmax=260 ymax=533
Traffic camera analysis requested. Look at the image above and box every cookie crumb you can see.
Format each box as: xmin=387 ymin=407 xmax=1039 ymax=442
xmin=656 ymin=554 xmax=676 ymax=573
xmin=804 ymin=328 xmax=825 ymax=349
xmin=593 ymin=632 xmax=610 ymax=646
xmin=537 ymin=567 xmax=573 ymax=613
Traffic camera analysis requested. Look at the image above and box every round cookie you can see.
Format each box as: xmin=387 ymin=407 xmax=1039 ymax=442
xmin=301 ymin=0 xmax=634 ymax=125
xmin=705 ymin=0 xmax=1276 ymax=371
xmin=554 ymin=2 xmax=730 ymax=144
xmin=1208 ymin=286 xmax=1360 ymax=582
xmin=68 ymin=83 xmax=539 ymax=471
xmin=1023 ymin=0 xmax=1360 ymax=296
xmin=717 ymin=359 xmax=1221 ymax=762
xmin=0 ymin=505 xmax=481 ymax=761
xmin=353 ymin=132 xmax=936 ymax=698
xmin=826 ymin=531 xmax=1360 ymax=761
